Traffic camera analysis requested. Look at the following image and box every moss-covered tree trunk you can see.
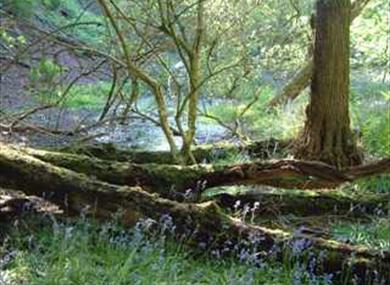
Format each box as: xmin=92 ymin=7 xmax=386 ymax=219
xmin=214 ymin=190 xmax=390 ymax=218
xmin=6 ymin=144 xmax=390 ymax=200
xmin=296 ymin=0 xmax=361 ymax=168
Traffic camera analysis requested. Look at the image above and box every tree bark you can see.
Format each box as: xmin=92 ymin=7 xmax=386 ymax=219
xmin=0 ymin=144 xmax=388 ymax=281
xmin=10 ymin=144 xmax=390 ymax=200
xmin=97 ymin=0 xmax=180 ymax=161
xmin=180 ymin=1 xmax=204 ymax=163
xmin=267 ymin=0 xmax=372 ymax=108
xmin=213 ymin=190 xmax=389 ymax=217
xmin=295 ymin=0 xmax=362 ymax=168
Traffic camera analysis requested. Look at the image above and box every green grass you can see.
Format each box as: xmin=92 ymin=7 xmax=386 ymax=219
xmin=202 ymin=76 xmax=388 ymax=146
xmin=1 ymin=216 xmax=335 ymax=285
xmin=201 ymin=86 xmax=305 ymax=140
xmin=40 ymin=0 xmax=106 ymax=47
xmin=332 ymin=218 xmax=390 ymax=250
xmin=34 ymin=82 xmax=111 ymax=109
xmin=63 ymin=82 xmax=111 ymax=109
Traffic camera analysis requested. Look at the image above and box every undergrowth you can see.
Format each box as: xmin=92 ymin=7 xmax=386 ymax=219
xmin=332 ymin=218 xmax=390 ymax=250
xmin=1 ymin=215 xmax=336 ymax=285
xmin=63 ymin=82 xmax=112 ymax=109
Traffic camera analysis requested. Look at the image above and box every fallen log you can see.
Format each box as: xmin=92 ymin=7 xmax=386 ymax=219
xmin=18 ymin=145 xmax=390 ymax=200
xmin=0 ymin=144 xmax=388 ymax=281
xmin=56 ymin=138 xmax=292 ymax=164
xmin=213 ymin=189 xmax=390 ymax=217
xmin=15 ymin=146 xmax=390 ymax=217
xmin=19 ymin=146 xmax=212 ymax=199
xmin=0 ymin=187 xmax=61 ymax=222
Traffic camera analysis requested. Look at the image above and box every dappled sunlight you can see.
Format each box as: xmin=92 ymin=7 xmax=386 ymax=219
xmin=0 ymin=0 xmax=389 ymax=284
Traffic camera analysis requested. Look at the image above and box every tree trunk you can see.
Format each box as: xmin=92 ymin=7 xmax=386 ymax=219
xmin=0 ymin=145 xmax=388 ymax=281
xmin=97 ymin=0 xmax=180 ymax=162
xmin=266 ymin=0 xmax=372 ymax=108
xmin=295 ymin=0 xmax=361 ymax=168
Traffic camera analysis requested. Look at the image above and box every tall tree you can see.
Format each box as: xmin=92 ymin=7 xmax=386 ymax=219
xmin=266 ymin=0 xmax=372 ymax=108
xmin=295 ymin=0 xmax=361 ymax=168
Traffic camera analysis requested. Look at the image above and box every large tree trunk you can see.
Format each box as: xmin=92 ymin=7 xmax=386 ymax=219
xmin=295 ymin=0 xmax=361 ymax=168
xmin=266 ymin=0 xmax=372 ymax=108
xmin=0 ymin=144 xmax=388 ymax=282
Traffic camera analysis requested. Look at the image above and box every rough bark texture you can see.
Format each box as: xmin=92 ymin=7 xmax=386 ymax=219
xmin=0 ymin=144 xmax=388 ymax=281
xmin=295 ymin=0 xmax=362 ymax=168
xmin=180 ymin=1 xmax=204 ymax=163
xmin=8 ymin=145 xmax=390 ymax=199
xmin=266 ymin=0 xmax=372 ymax=108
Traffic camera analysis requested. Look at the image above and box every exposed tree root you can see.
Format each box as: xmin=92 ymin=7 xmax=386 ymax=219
xmin=0 ymin=144 xmax=388 ymax=281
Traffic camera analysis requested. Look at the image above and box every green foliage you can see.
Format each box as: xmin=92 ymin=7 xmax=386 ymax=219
xmin=1 ymin=216 xmax=331 ymax=285
xmin=350 ymin=80 xmax=389 ymax=157
xmin=41 ymin=0 xmax=105 ymax=46
xmin=332 ymin=218 xmax=390 ymax=250
xmin=249 ymin=103 xmax=305 ymax=140
xmin=347 ymin=175 xmax=390 ymax=194
xmin=29 ymin=60 xmax=110 ymax=109
xmin=204 ymin=86 xmax=306 ymax=140
xmin=63 ymin=82 xmax=111 ymax=109
xmin=41 ymin=0 xmax=61 ymax=10
xmin=362 ymin=114 xmax=390 ymax=157
xmin=28 ymin=59 xmax=64 ymax=104
xmin=30 ymin=59 xmax=63 ymax=84
xmin=351 ymin=0 xmax=389 ymax=72
xmin=1 ymin=0 xmax=105 ymax=46
xmin=0 ymin=31 xmax=27 ymax=48
xmin=0 ymin=0 xmax=36 ymax=18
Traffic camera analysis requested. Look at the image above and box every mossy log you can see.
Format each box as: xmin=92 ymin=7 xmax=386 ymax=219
xmin=57 ymin=139 xmax=292 ymax=164
xmin=19 ymin=146 xmax=390 ymax=200
xmin=0 ymin=144 xmax=388 ymax=281
xmin=14 ymin=146 xmax=390 ymax=217
xmin=213 ymin=190 xmax=390 ymax=217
